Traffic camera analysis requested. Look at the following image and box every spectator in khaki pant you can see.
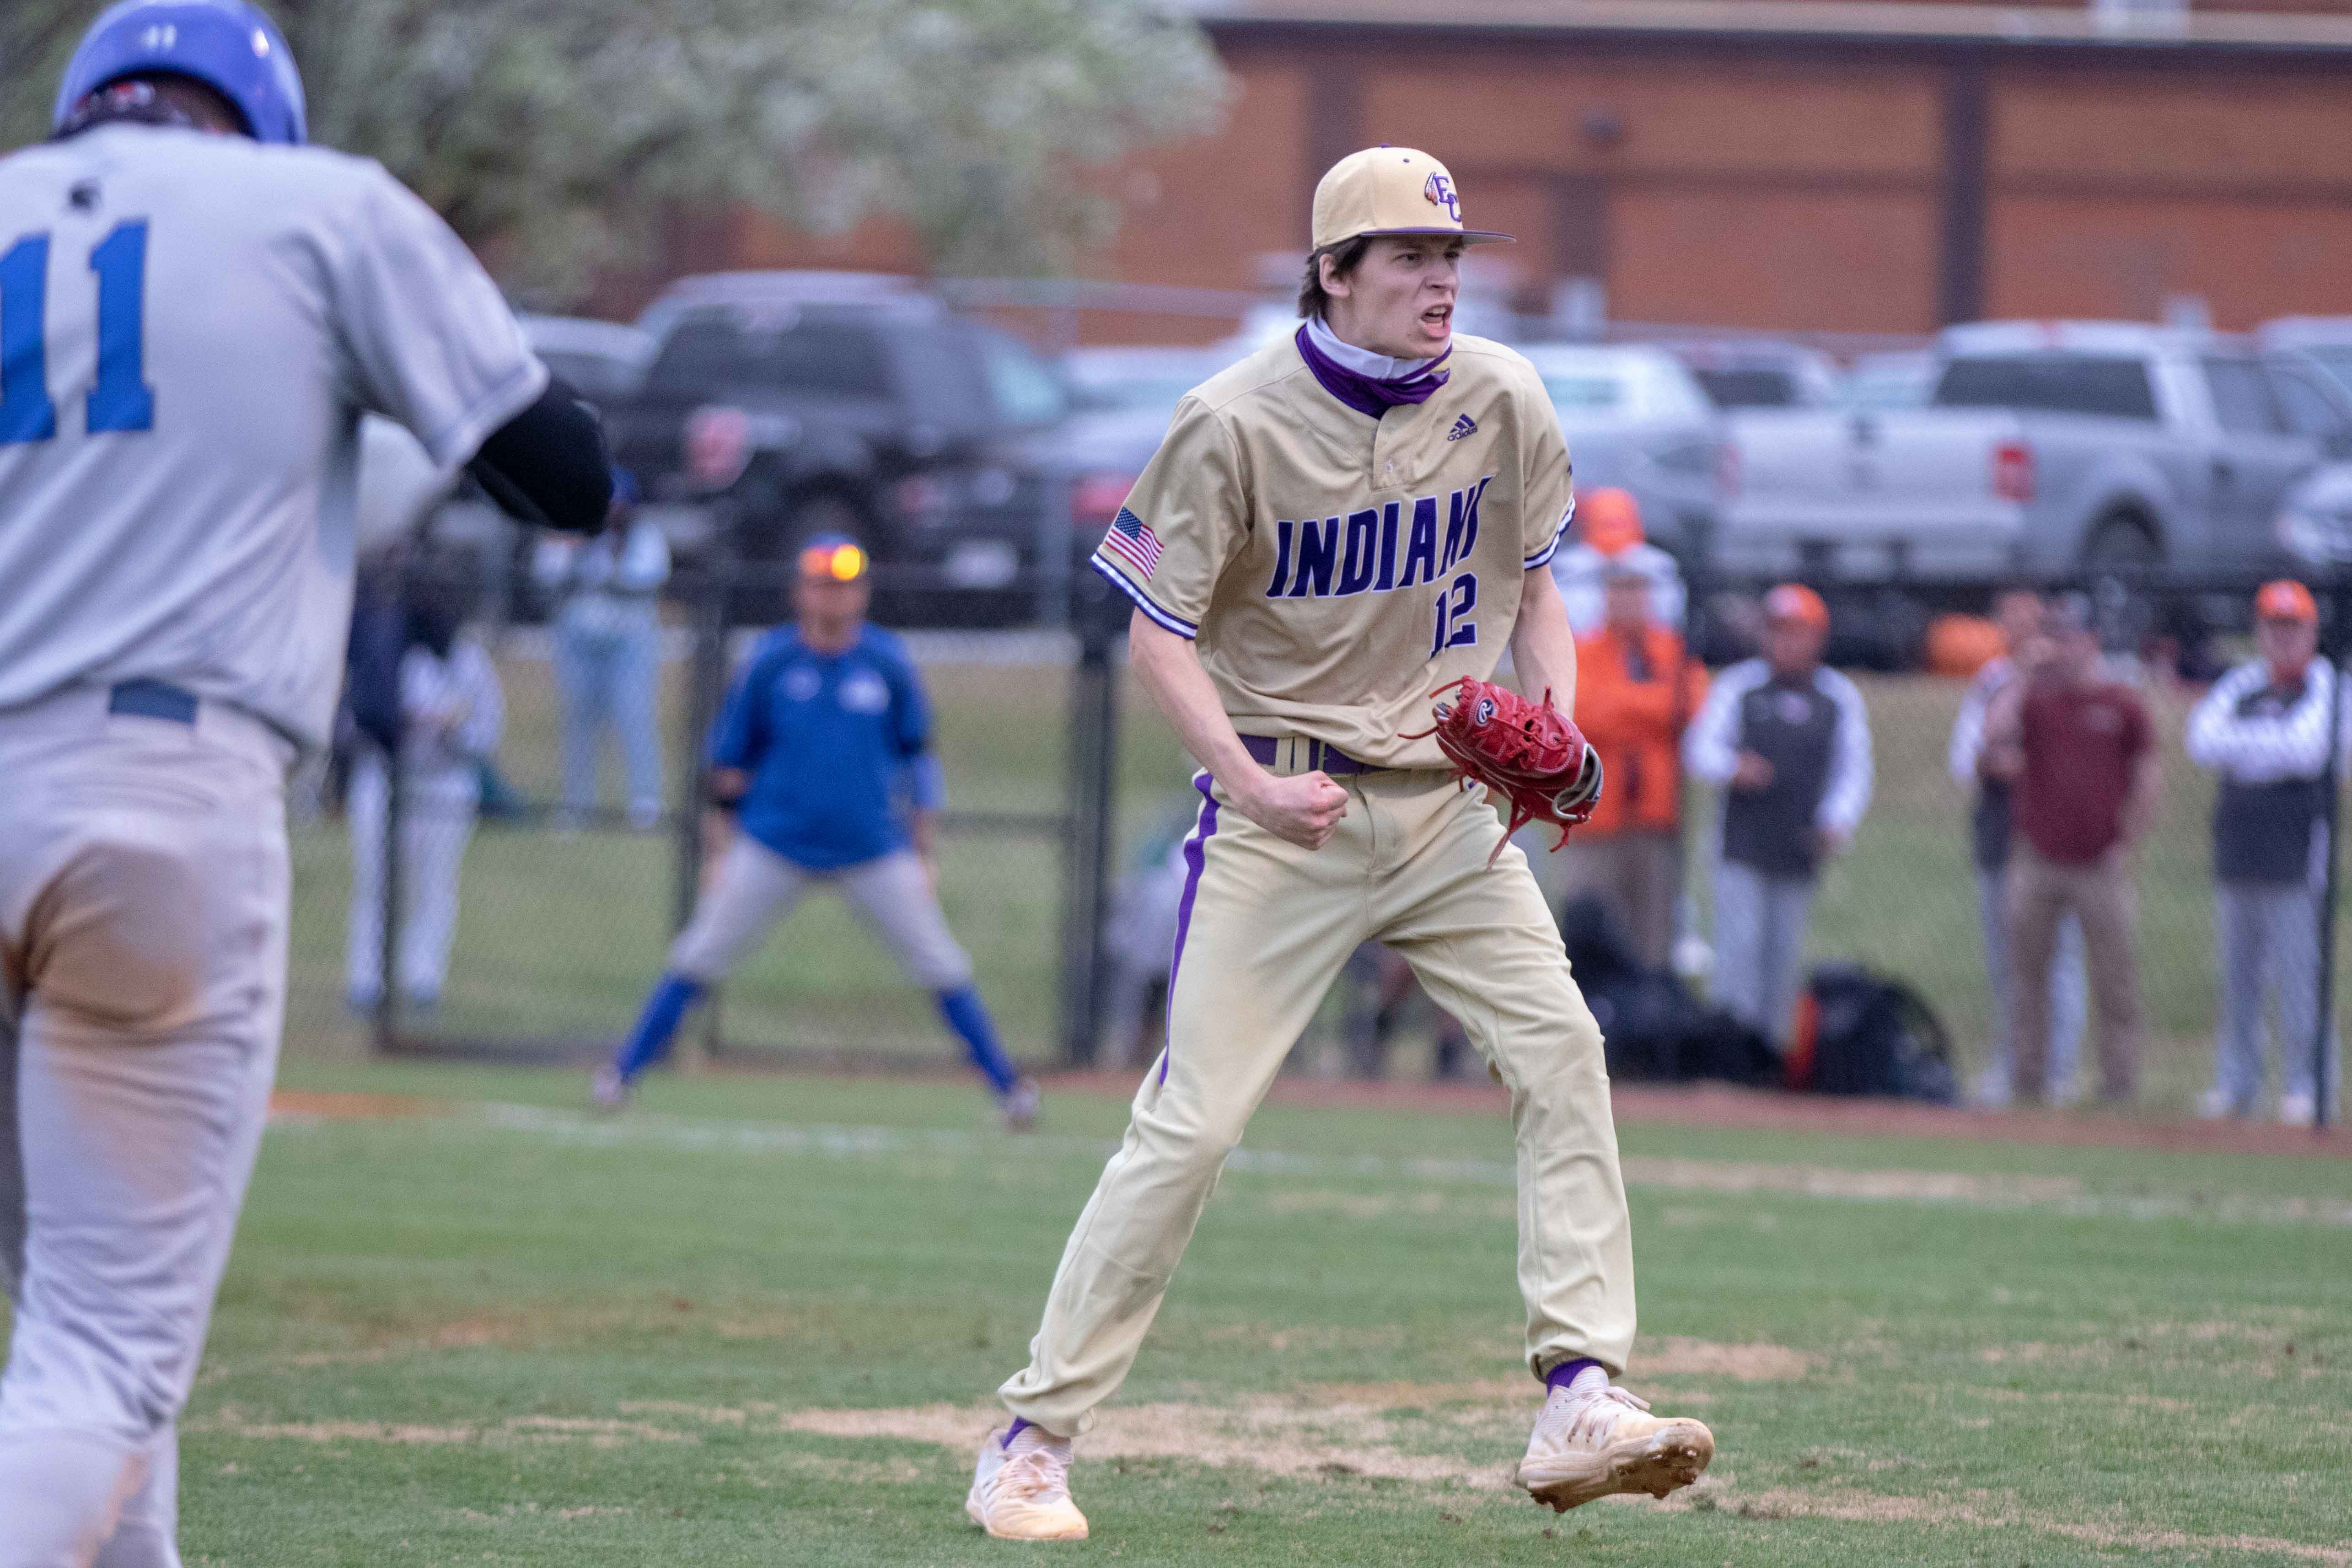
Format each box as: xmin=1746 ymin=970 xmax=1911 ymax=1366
xmin=1558 ymin=562 xmax=1708 ymax=967
xmin=1983 ymin=594 xmax=2162 ymax=1106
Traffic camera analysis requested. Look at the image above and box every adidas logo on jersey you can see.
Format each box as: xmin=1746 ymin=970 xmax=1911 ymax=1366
xmin=1263 ymin=477 xmax=1492 ymax=601
xmin=1446 ymin=414 xmax=1477 ymax=441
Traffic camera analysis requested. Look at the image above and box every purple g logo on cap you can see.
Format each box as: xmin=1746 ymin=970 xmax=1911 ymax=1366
xmin=1424 ymin=171 xmax=1460 ymax=222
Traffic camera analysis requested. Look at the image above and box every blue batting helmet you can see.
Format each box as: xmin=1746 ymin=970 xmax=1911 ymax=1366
xmin=54 ymin=0 xmax=306 ymax=146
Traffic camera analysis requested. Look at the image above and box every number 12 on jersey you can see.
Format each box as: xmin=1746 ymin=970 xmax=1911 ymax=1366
xmin=0 ymin=220 xmax=155 ymax=446
xmin=1430 ymin=571 xmax=1478 ymax=658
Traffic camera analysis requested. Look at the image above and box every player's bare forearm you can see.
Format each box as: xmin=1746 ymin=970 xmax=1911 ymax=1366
xmin=1126 ymin=611 xmax=1347 ymax=850
xmin=1510 ymin=566 xmax=1579 ymax=720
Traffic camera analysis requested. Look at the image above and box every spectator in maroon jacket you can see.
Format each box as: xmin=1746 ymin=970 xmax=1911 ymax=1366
xmin=1982 ymin=593 xmax=2162 ymax=1107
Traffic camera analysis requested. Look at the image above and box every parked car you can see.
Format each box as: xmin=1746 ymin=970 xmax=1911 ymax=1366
xmin=1661 ymin=338 xmax=1844 ymax=410
xmin=604 ymin=272 xmax=1071 ymax=622
xmin=2258 ymin=317 xmax=2352 ymax=404
xmin=1036 ymin=345 xmax=1242 ymax=560
xmin=1519 ymin=343 xmax=1726 ymax=558
xmin=1062 ymin=345 xmax=1235 ymax=418
xmin=2271 ymin=463 xmax=2352 ymax=570
xmin=1714 ymin=320 xmax=2352 ymax=588
xmin=401 ymin=314 xmax=658 ymax=623
xmin=517 ymin=312 xmax=655 ymax=409
xmin=1842 ymin=351 xmax=1938 ymax=411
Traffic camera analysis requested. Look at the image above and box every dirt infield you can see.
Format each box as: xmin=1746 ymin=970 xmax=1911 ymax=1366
xmin=1041 ymin=1071 xmax=2350 ymax=1160
xmin=267 ymin=1090 xmax=451 ymax=1121
xmin=264 ymin=1073 xmax=2344 ymax=1159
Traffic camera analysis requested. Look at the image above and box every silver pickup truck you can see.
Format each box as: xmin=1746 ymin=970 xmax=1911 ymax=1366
xmin=1714 ymin=321 xmax=2352 ymax=585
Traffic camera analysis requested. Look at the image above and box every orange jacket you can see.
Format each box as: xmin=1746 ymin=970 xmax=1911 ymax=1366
xmin=1573 ymin=624 xmax=1708 ymax=835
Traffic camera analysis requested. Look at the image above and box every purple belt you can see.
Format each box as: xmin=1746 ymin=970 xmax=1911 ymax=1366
xmin=1240 ymin=734 xmax=1384 ymax=776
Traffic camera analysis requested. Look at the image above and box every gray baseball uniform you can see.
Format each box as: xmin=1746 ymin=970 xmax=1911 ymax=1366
xmin=0 ymin=123 xmax=542 ymax=1567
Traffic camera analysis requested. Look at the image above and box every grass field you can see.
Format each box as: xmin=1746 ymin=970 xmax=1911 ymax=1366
xmin=166 ymin=1058 xmax=2350 ymax=1566
xmin=285 ymin=635 xmax=2326 ymax=1117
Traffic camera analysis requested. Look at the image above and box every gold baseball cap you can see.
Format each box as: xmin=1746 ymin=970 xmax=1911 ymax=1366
xmin=1311 ymin=146 xmax=1513 ymax=252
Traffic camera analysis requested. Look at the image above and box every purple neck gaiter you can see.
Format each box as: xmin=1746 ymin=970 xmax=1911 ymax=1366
xmin=1294 ymin=324 xmax=1451 ymax=420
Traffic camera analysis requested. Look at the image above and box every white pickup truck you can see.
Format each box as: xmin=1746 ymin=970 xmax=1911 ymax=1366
xmin=1713 ymin=321 xmax=2352 ymax=586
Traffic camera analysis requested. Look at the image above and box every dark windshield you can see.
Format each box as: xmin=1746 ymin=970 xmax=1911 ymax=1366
xmin=1692 ymin=368 xmax=1799 ymax=408
xmin=1934 ymin=355 xmax=2157 ymax=420
xmin=2298 ymin=347 xmax=2352 ymax=406
xmin=646 ymin=315 xmax=893 ymax=399
xmin=538 ymin=349 xmax=642 ymax=405
xmin=978 ymin=330 xmax=1069 ymax=427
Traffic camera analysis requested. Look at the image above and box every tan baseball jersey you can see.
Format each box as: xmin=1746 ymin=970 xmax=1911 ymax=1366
xmin=1090 ymin=330 xmax=1574 ymax=768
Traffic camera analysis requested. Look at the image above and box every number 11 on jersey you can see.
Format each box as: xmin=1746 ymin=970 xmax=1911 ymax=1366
xmin=0 ymin=220 xmax=155 ymax=446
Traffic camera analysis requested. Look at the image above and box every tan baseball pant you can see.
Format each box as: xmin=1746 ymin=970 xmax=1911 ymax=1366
xmin=1000 ymin=764 xmax=1636 ymax=1438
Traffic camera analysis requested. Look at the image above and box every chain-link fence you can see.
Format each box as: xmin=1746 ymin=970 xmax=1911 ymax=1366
xmin=302 ymin=553 xmax=1133 ymax=1079
xmin=294 ymin=532 xmax=2345 ymax=1127
xmin=1643 ymin=563 xmax=2347 ymax=1126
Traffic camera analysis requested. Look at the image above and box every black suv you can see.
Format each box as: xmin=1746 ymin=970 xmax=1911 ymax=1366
xmin=607 ymin=273 xmax=1070 ymax=622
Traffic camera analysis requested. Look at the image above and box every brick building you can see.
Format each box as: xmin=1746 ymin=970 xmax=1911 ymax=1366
xmin=663 ymin=0 xmax=2352 ymax=339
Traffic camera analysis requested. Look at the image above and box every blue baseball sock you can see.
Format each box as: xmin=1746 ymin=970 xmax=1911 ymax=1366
xmin=612 ymin=972 xmax=704 ymax=1083
xmin=936 ymin=984 xmax=1019 ymax=1096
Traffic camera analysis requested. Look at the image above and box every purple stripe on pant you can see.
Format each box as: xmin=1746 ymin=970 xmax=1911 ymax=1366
xmin=1160 ymin=773 xmax=1220 ymax=1086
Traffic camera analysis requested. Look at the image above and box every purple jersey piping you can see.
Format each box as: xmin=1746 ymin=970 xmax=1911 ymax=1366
xmin=1089 ymin=552 xmax=1199 ymax=638
xmin=1160 ymin=772 xmax=1220 ymax=1086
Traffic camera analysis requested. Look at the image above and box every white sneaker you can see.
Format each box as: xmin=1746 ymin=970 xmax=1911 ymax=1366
xmin=968 ymin=1424 xmax=1087 ymax=1541
xmin=1515 ymin=1366 xmax=1714 ymax=1513
xmin=590 ymin=1064 xmax=632 ymax=1113
xmin=2279 ymin=1090 xmax=2319 ymax=1128
xmin=2196 ymin=1087 xmax=2241 ymax=1121
xmin=1000 ymin=1078 xmax=1041 ymax=1133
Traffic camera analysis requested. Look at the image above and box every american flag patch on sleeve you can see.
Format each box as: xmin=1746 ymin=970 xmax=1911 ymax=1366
xmin=1101 ymin=507 xmax=1164 ymax=577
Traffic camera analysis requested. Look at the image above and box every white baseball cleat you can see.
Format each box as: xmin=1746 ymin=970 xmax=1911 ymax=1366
xmin=2196 ymin=1087 xmax=2241 ymax=1121
xmin=1000 ymin=1078 xmax=1042 ymax=1134
xmin=968 ymin=1423 xmax=1088 ymax=1540
xmin=2278 ymin=1089 xmax=2318 ymax=1128
xmin=1515 ymin=1365 xmax=1714 ymax=1512
xmin=589 ymin=1064 xmax=631 ymax=1114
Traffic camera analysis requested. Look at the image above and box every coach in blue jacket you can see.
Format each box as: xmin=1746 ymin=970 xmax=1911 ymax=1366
xmin=594 ymin=535 xmax=1037 ymax=1125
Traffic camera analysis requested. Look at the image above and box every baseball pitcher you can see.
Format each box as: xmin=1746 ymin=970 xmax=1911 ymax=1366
xmin=0 ymin=6 xmax=609 ymax=1563
xmin=966 ymin=147 xmax=1712 ymax=1541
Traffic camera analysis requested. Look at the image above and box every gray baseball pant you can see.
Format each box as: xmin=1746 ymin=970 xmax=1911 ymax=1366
xmin=668 ymin=836 xmax=973 ymax=990
xmin=344 ymin=752 xmax=478 ymax=1005
xmin=1975 ymin=865 xmax=2085 ymax=1102
xmin=2210 ymin=880 xmax=2336 ymax=1114
xmin=0 ymin=685 xmax=292 ymax=1568
xmin=1712 ymin=859 xmax=1813 ymax=1046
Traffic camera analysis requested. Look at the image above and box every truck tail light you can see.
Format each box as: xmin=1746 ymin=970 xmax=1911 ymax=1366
xmin=1992 ymin=440 xmax=2035 ymax=504
xmin=1072 ymin=471 xmax=1138 ymax=528
xmin=893 ymin=475 xmax=950 ymax=519
xmin=683 ymin=405 xmax=752 ymax=492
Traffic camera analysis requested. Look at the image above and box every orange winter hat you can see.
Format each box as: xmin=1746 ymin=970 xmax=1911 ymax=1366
xmin=2256 ymin=579 xmax=2317 ymax=623
xmin=1763 ymin=583 xmax=1830 ymax=631
xmin=1578 ymin=488 xmax=1644 ymax=557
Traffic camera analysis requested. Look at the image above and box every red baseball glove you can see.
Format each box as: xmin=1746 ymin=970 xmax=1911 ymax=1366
xmin=1403 ymin=677 xmax=1604 ymax=865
